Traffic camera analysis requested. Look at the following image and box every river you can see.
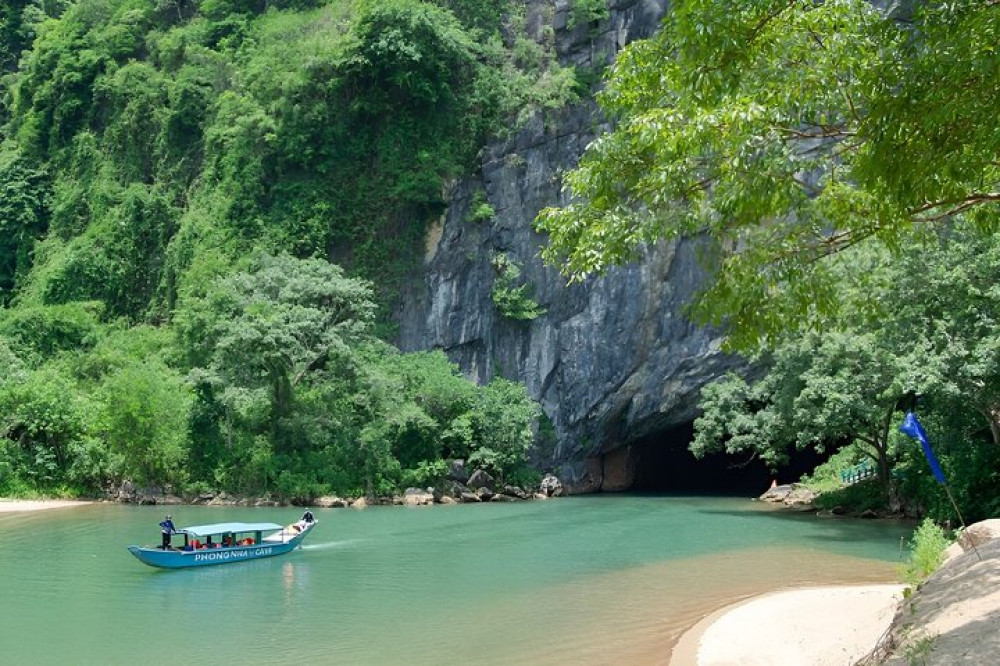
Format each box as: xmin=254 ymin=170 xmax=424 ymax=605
xmin=0 ymin=495 xmax=912 ymax=665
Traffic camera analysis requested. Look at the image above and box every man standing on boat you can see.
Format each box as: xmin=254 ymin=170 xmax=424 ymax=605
xmin=159 ymin=514 xmax=176 ymax=549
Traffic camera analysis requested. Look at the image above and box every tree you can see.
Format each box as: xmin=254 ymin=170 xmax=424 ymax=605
xmin=99 ymin=359 xmax=192 ymax=486
xmin=468 ymin=376 xmax=541 ymax=483
xmin=840 ymin=227 xmax=1000 ymax=447
xmin=176 ymin=253 xmax=376 ymax=454
xmin=692 ymin=331 xmax=908 ymax=497
xmin=536 ymin=0 xmax=1000 ymax=349
xmin=0 ymin=364 xmax=99 ymax=490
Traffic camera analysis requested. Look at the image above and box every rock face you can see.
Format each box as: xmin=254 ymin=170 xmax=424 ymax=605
xmin=881 ymin=534 xmax=1000 ymax=665
xmin=398 ymin=0 xmax=744 ymax=487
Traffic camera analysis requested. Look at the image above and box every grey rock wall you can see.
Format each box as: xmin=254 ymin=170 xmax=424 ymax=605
xmin=397 ymin=0 xmax=745 ymax=490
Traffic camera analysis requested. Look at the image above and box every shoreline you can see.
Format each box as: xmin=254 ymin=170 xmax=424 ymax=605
xmin=670 ymin=583 xmax=904 ymax=665
xmin=0 ymin=498 xmax=94 ymax=513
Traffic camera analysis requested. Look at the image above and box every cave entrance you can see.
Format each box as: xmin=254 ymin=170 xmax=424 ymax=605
xmin=626 ymin=421 xmax=829 ymax=495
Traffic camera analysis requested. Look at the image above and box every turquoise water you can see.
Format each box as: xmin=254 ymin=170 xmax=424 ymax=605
xmin=0 ymin=496 xmax=913 ymax=665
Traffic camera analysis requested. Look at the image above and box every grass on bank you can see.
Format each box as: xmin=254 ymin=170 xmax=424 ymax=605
xmin=900 ymin=518 xmax=950 ymax=589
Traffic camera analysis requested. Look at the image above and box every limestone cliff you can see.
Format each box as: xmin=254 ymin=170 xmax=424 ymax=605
xmin=397 ymin=0 xmax=745 ymax=491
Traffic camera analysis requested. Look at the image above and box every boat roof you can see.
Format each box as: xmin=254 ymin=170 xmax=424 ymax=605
xmin=179 ymin=522 xmax=283 ymax=537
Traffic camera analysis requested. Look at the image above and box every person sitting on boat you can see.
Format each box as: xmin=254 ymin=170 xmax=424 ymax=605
xmin=159 ymin=514 xmax=176 ymax=550
xmin=289 ymin=510 xmax=316 ymax=533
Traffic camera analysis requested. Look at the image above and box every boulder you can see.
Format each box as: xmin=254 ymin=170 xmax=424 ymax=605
xmin=437 ymin=480 xmax=466 ymax=499
xmin=351 ymin=497 xmax=368 ymax=509
xmin=439 ymin=495 xmax=458 ymax=505
xmin=759 ymin=483 xmax=817 ymax=510
xmin=467 ymin=469 xmax=495 ymax=491
xmin=943 ymin=542 xmax=965 ymax=563
xmin=459 ymin=491 xmax=481 ymax=503
xmin=476 ymin=486 xmax=495 ymax=501
xmin=503 ymin=485 xmax=530 ymax=500
xmin=759 ymin=483 xmax=795 ymax=503
xmin=403 ymin=488 xmax=435 ymax=506
xmin=958 ymin=519 xmax=1000 ymax=551
xmin=314 ymin=495 xmax=347 ymax=508
xmin=448 ymin=459 xmax=470 ymax=483
xmin=540 ymin=474 xmax=564 ymax=497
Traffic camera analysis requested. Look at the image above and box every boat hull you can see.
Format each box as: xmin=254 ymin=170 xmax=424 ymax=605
xmin=127 ymin=524 xmax=314 ymax=569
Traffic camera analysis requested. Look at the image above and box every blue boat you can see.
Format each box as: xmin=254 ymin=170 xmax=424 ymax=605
xmin=127 ymin=515 xmax=317 ymax=569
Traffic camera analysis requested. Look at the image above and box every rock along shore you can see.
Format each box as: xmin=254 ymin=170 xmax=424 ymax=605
xmin=98 ymin=468 xmax=568 ymax=508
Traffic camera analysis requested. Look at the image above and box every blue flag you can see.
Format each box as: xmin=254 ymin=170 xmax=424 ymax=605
xmin=899 ymin=412 xmax=946 ymax=484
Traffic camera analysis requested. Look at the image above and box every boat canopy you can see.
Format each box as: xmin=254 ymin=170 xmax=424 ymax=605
xmin=179 ymin=522 xmax=283 ymax=537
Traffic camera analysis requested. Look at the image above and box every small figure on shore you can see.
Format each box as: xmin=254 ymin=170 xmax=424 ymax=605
xmin=159 ymin=514 xmax=176 ymax=550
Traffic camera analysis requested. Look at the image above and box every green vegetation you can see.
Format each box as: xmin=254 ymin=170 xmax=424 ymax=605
xmin=490 ymin=252 xmax=546 ymax=321
xmin=901 ymin=518 xmax=950 ymax=588
xmin=465 ymin=188 xmax=495 ymax=224
xmin=0 ymin=0 xmax=569 ymax=500
xmin=901 ymin=635 xmax=937 ymax=666
xmin=567 ymin=0 xmax=608 ymax=31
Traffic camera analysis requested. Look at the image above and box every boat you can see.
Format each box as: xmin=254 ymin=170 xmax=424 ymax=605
xmin=127 ymin=515 xmax=317 ymax=569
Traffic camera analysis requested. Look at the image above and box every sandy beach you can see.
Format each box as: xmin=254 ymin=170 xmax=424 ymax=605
xmin=671 ymin=584 xmax=904 ymax=665
xmin=0 ymin=498 xmax=93 ymax=513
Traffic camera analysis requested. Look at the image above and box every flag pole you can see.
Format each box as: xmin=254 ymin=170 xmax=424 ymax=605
xmin=899 ymin=411 xmax=981 ymax=562
xmin=941 ymin=482 xmax=982 ymax=562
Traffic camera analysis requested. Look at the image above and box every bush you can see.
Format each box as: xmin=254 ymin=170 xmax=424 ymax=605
xmin=900 ymin=518 xmax=950 ymax=588
xmin=401 ymin=459 xmax=449 ymax=488
xmin=490 ymin=253 xmax=546 ymax=321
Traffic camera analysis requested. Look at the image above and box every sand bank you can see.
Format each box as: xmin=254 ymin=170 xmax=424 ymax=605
xmin=671 ymin=584 xmax=904 ymax=665
xmin=0 ymin=499 xmax=93 ymax=513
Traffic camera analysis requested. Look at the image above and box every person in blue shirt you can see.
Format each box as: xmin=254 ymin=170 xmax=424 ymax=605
xmin=159 ymin=514 xmax=176 ymax=550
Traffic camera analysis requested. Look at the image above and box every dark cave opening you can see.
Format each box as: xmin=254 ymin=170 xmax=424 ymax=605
xmin=628 ymin=421 xmax=830 ymax=495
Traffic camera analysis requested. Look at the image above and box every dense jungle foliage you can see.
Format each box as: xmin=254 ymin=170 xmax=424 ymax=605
xmin=0 ymin=0 xmax=576 ymax=499
xmin=540 ymin=0 xmax=1000 ymax=522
